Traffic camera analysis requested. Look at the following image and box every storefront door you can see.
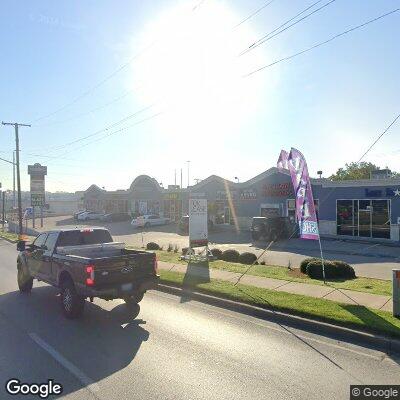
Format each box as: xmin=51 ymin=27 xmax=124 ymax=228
xmin=358 ymin=208 xmax=371 ymax=237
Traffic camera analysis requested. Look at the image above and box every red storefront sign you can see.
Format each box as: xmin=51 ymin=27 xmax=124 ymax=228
xmin=264 ymin=183 xmax=293 ymax=197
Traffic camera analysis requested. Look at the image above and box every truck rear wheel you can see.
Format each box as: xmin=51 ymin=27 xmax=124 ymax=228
xmin=124 ymin=291 xmax=144 ymax=305
xmin=60 ymin=280 xmax=85 ymax=319
xmin=17 ymin=265 xmax=33 ymax=293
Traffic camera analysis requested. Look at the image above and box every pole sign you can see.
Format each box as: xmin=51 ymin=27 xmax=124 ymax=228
xmin=189 ymin=198 xmax=208 ymax=247
xmin=28 ymin=164 xmax=47 ymax=207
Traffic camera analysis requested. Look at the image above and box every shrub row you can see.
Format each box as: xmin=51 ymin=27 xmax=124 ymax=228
xmin=210 ymin=249 xmax=257 ymax=264
xmin=147 ymin=242 xmax=259 ymax=265
xmin=300 ymin=257 xmax=356 ymax=280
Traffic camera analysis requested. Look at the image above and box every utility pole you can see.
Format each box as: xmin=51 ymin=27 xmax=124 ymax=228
xmin=2 ymin=191 xmax=5 ymax=231
xmin=186 ymin=160 xmax=190 ymax=188
xmin=2 ymin=122 xmax=31 ymax=239
xmin=13 ymin=150 xmax=16 ymax=208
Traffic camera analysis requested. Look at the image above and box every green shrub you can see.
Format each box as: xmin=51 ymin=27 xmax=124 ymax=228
xmin=332 ymin=260 xmax=356 ymax=279
xmin=260 ymin=260 xmax=266 ymax=265
xmin=300 ymin=257 xmax=320 ymax=274
xmin=221 ymin=249 xmax=240 ymax=262
xmin=306 ymin=259 xmax=356 ymax=280
xmin=238 ymin=252 xmax=257 ymax=265
xmin=146 ymin=242 xmax=160 ymax=250
xmin=210 ymin=248 xmax=223 ymax=259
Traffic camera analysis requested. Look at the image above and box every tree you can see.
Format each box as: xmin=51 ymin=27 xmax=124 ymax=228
xmin=330 ymin=162 xmax=390 ymax=181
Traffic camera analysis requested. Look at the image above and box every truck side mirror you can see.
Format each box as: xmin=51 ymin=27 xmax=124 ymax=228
xmin=17 ymin=240 xmax=26 ymax=252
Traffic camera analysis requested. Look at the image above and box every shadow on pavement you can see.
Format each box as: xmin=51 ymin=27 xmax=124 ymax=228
xmin=180 ymin=261 xmax=211 ymax=304
xmin=340 ymin=304 xmax=400 ymax=343
xmin=0 ymin=286 xmax=149 ymax=398
xmin=228 ymin=284 xmax=399 ymax=363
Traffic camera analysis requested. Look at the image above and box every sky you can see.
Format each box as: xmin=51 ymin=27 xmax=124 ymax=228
xmin=0 ymin=0 xmax=399 ymax=193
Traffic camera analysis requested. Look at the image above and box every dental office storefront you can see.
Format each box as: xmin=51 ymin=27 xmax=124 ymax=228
xmin=191 ymin=168 xmax=400 ymax=242
xmin=314 ymin=180 xmax=400 ymax=242
xmin=80 ymin=168 xmax=400 ymax=243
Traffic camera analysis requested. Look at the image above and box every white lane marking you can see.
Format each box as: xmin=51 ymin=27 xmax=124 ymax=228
xmin=150 ymin=291 xmax=391 ymax=362
xmin=29 ymin=333 xmax=100 ymax=393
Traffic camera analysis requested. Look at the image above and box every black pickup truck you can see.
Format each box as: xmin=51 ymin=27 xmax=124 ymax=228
xmin=16 ymin=227 xmax=159 ymax=318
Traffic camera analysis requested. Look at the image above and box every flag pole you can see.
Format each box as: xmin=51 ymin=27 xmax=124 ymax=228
xmin=317 ymin=235 xmax=326 ymax=284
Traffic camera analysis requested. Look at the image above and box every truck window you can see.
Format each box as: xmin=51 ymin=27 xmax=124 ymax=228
xmin=33 ymin=233 xmax=48 ymax=248
xmin=44 ymin=232 xmax=59 ymax=252
xmin=57 ymin=230 xmax=113 ymax=247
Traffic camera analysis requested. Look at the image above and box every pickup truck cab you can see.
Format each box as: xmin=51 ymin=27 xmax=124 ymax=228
xmin=16 ymin=227 xmax=159 ymax=319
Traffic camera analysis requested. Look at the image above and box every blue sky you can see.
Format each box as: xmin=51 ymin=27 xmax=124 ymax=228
xmin=0 ymin=0 xmax=399 ymax=193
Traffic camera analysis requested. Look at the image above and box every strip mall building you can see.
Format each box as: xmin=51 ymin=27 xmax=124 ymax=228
xmin=79 ymin=168 xmax=400 ymax=242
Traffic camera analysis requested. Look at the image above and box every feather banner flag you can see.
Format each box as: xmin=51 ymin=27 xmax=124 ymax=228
xmin=277 ymin=148 xmax=319 ymax=240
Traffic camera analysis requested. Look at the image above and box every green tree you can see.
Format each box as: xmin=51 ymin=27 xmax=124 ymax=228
xmin=330 ymin=162 xmax=381 ymax=181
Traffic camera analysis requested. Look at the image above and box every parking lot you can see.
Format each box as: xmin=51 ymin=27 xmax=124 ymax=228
xmin=31 ymin=215 xmax=400 ymax=281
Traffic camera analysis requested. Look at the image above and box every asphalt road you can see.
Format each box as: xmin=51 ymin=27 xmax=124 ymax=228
xmin=1 ymin=239 xmax=399 ymax=400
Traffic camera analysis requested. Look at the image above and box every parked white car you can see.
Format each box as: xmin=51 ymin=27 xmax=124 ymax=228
xmin=77 ymin=211 xmax=104 ymax=221
xmin=0 ymin=219 xmax=9 ymax=231
xmin=131 ymin=215 xmax=169 ymax=228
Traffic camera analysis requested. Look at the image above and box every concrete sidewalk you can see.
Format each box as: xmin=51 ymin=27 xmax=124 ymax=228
xmin=270 ymin=238 xmax=400 ymax=260
xmin=158 ymin=261 xmax=393 ymax=313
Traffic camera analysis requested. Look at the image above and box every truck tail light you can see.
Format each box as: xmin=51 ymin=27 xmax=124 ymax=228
xmin=86 ymin=264 xmax=95 ymax=286
xmin=153 ymin=257 xmax=158 ymax=275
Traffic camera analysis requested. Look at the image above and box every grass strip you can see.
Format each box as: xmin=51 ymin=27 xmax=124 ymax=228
xmin=159 ymin=269 xmax=400 ymax=338
xmin=0 ymin=232 xmax=19 ymax=243
xmin=152 ymin=250 xmax=392 ymax=296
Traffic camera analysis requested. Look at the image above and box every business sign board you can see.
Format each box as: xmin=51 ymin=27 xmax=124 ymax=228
xmin=28 ymin=164 xmax=47 ymax=207
xmin=189 ymin=198 xmax=208 ymax=247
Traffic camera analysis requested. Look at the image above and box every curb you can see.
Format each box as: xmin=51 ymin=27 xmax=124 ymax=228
xmin=156 ymin=282 xmax=400 ymax=356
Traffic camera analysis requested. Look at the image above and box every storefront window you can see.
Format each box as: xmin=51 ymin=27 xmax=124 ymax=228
xmin=337 ymin=199 xmax=390 ymax=239
xmin=337 ymin=200 xmax=353 ymax=236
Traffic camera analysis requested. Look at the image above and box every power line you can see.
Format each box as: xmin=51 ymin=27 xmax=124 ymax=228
xmin=244 ymin=8 xmax=399 ymax=77
xmin=240 ymin=0 xmax=334 ymax=56
xmin=34 ymin=86 xmax=140 ymax=127
xmin=46 ymin=111 xmax=163 ymax=162
xmin=31 ymin=104 xmax=154 ymax=154
xmin=317 ymin=111 xmax=400 ymax=207
xmin=233 ymin=0 xmax=276 ymax=29
xmin=31 ymin=0 xmax=207 ymax=124
xmin=0 ymin=156 xmax=14 ymax=165
xmin=32 ymin=44 xmax=155 ymax=124
xmin=357 ymin=113 xmax=400 ymax=163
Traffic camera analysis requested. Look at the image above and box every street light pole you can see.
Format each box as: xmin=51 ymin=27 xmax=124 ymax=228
xmin=2 ymin=122 xmax=31 ymax=239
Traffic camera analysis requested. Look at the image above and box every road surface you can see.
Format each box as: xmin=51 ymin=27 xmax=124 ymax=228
xmin=0 ymin=239 xmax=399 ymax=399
